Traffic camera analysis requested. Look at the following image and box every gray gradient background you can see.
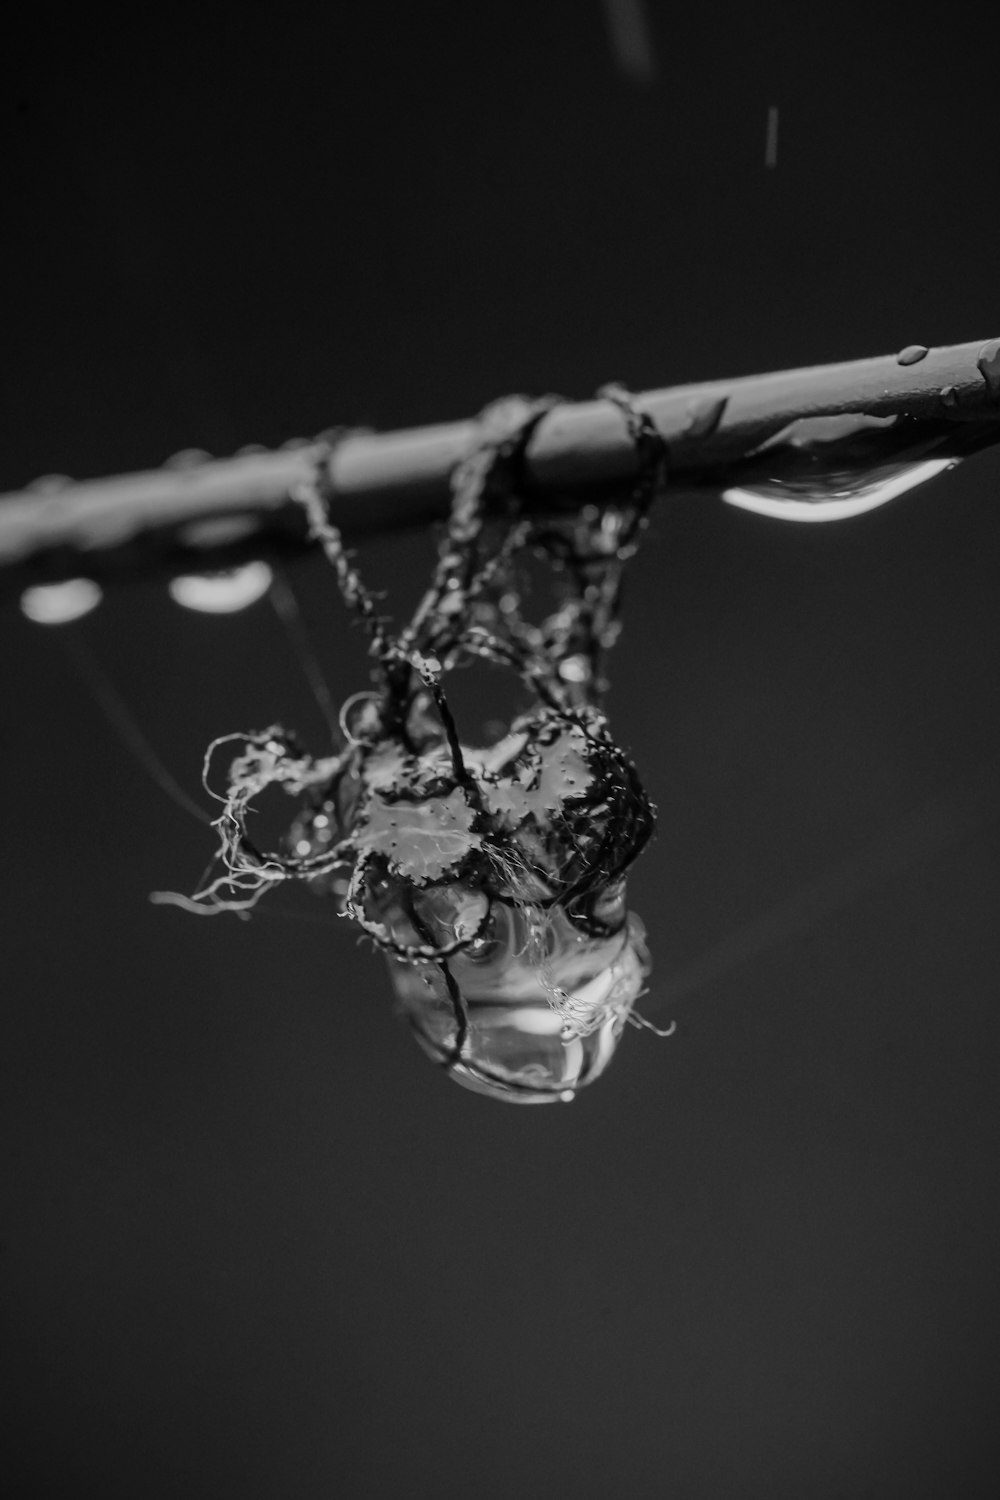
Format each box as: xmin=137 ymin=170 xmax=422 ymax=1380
xmin=2 ymin=4 xmax=999 ymax=1496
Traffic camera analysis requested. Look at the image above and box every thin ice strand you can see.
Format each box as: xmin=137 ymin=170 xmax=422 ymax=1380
xmin=268 ymin=569 xmax=340 ymax=742
xmin=58 ymin=631 xmax=213 ymax=826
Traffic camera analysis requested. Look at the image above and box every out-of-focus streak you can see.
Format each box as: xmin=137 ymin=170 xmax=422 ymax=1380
xmin=602 ymin=0 xmax=657 ymax=84
xmin=765 ymin=105 xmax=779 ymax=168
xmin=55 ymin=632 xmax=213 ymax=826
xmin=663 ymin=762 xmax=1000 ymax=1004
xmin=268 ymin=570 xmax=340 ymax=740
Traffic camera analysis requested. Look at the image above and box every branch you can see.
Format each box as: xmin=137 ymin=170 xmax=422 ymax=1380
xmin=3 ymin=335 xmax=1000 ymax=596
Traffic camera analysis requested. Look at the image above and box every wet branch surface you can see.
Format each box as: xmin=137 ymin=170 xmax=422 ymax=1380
xmin=2 ymin=335 xmax=1000 ymax=596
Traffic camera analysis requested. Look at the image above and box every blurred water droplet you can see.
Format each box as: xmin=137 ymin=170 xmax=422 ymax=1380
xmin=168 ymin=561 xmax=273 ymax=613
xmin=896 ymin=344 xmax=928 ymax=366
xmin=164 ymin=448 xmax=212 ymax=471
xmin=21 ymin=577 xmax=103 ymax=624
xmin=27 ymin=474 xmax=72 ymax=495
xmin=558 ymin=654 xmax=591 ymax=684
xmin=976 ymin=339 xmax=1000 ymax=399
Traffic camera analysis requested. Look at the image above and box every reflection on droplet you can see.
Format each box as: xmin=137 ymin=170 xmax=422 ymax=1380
xmin=723 ymin=456 xmax=956 ymax=523
xmin=558 ymin=654 xmax=590 ymax=684
xmin=20 ymin=577 xmax=103 ymax=624
xmin=168 ymin=561 xmax=273 ymax=613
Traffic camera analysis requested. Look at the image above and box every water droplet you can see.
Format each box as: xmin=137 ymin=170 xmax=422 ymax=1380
xmin=164 ymin=448 xmax=212 ymax=470
xmin=723 ymin=457 xmax=955 ymax=522
xmin=20 ymin=577 xmax=103 ymax=624
xmin=389 ymin=904 xmax=649 ymax=1103
xmin=558 ymin=654 xmax=590 ymax=684
xmin=27 ymin=473 xmax=72 ymax=495
xmin=896 ymin=344 xmax=928 ymax=366
xmin=939 ymin=385 xmax=958 ymax=407
xmin=168 ymin=561 xmax=273 ymax=612
xmin=720 ymin=412 xmax=970 ymax=523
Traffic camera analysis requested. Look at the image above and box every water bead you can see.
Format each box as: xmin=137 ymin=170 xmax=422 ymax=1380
xmin=389 ymin=906 xmax=651 ymax=1103
xmin=21 ymin=577 xmax=102 ymax=624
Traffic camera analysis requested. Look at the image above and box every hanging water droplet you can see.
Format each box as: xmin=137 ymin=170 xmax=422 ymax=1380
xmin=20 ymin=577 xmax=103 ymax=624
xmin=718 ymin=412 xmax=979 ymax=523
xmin=388 ymin=903 xmax=650 ymax=1103
xmin=168 ymin=561 xmax=273 ymax=613
xmin=723 ymin=456 xmax=955 ymax=522
xmin=558 ymin=654 xmax=591 ymax=684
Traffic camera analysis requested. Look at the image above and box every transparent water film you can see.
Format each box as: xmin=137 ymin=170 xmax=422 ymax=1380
xmin=164 ymin=388 xmax=667 ymax=1100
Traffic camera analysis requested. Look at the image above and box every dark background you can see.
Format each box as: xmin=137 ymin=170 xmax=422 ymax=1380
xmin=3 ymin=4 xmax=999 ymax=1495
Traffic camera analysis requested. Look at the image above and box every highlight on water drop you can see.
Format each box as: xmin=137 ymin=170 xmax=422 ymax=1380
xmin=168 ymin=561 xmax=274 ymax=613
xmin=20 ymin=577 xmax=103 ymax=624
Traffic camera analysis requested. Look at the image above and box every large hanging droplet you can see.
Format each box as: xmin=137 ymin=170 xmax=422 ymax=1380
xmin=718 ymin=412 xmax=995 ymax=523
xmin=388 ymin=903 xmax=651 ymax=1103
xmin=723 ymin=456 xmax=956 ymax=522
